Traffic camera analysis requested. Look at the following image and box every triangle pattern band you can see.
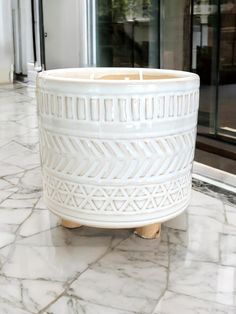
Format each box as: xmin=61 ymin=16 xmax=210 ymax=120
xmin=43 ymin=172 xmax=191 ymax=214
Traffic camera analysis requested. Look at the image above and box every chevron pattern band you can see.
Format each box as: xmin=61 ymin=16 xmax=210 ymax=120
xmin=37 ymin=70 xmax=199 ymax=227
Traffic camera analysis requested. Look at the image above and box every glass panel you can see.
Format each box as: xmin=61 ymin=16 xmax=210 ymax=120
xmin=217 ymin=0 xmax=236 ymax=141
xmin=160 ymin=0 xmax=191 ymax=71
xmin=191 ymin=0 xmax=219 ymax=136
xmin=96 ymin=0 xmax=160 ymax=68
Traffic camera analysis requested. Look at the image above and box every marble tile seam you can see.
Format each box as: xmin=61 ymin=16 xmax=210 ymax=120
xmin=11 ymin=139 xmax=39 ymax=152
xmin=0 ymin=188 xmax=41 ymax=266
xmin=42 ymin=295 xmax=140 ymax=314
xmin=152 ymin=289 xmax=236 ymax=314
xmin=0 ymin=171 xmax=27 ymax=183
xmin=37 ymin=233 xmax=133 ymax=314
xmin=0 ymin=272 xmax=64 ymax=285
xmin=0 ymin=298 xmax=35 ymax=314
xmin=16 ymin=225 xmax=59 ymax=244
xmin=148 ymin=236 xmax=170 ymax=314
xmin=0 ymin=189 xmax=20 ymax=206
xmin=0 ymin=198 xmax=39 ymax=209
xmin=0 ymin=275 xmax=63 ymax=314
xmin=0 ymin=208 xmax=33 ymax=268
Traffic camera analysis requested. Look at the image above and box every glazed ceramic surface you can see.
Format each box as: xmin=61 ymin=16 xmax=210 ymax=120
xmin=37 ymin=68 xmax=200 ymax=228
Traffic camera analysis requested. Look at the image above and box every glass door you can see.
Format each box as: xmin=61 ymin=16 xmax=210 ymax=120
xmin=191 ymin=0 xmax=236 ymax=143
xmin=191 ymin=0 xmax=219 ymax=136
xmin=217 ymin=0 xmax=236 ymax=140
xmin=96 ymin=0 xmax=160 ymax=68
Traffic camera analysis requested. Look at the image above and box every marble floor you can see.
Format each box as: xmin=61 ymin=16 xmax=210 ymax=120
xmin=0 ymin=82 xmax=236 ymax=314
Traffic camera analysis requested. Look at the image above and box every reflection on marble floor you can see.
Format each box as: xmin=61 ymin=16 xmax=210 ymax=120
xmin=0 ymin=83 xmax=236 ymax=314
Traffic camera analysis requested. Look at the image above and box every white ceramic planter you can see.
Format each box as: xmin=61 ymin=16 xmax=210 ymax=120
xmin=37 ymin=68 xmax=199 ymax=229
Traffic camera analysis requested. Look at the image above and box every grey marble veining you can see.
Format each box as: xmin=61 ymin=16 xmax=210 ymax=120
xmin=43 ymin=296 xmax=136 ymax=314
xmin=169 ymin=260 xmax=236 ymax=306
xmin=220 ymin=233 xmax=236 ymax=267
xmin=67 ymin=236 xmax=168 ymax=313
xmin=192 ymin=178 xmax=236 ymax=206
xmin=152 ymin=291 xmax=236 ymax=314
xmin=0 ymin=83 xmax=236 ymax=313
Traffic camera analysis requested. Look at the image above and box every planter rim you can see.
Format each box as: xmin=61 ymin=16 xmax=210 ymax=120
xmin=38 ymin=67 xmax=199 ymax=85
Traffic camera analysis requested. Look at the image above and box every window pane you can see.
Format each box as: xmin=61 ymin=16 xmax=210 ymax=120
xmin=191 ymin=0 xmax=218 ymax=135
xmin=160 ymin=0 xmax=191 ymax=70
xmin=96 ymin=0 xmax=160 ymax=68
xmin=217 ymin=0 xmax=236 ymax=140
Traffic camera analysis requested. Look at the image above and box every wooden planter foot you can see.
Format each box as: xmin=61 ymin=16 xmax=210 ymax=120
xmin=61 ymin=219 xmax=82 ymax=229
xmin=134 ymin=223 xmax=161 ymax=239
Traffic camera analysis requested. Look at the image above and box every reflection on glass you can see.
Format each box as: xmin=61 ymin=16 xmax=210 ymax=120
xmin=192 ymin=0 xmax=236 ymax=142
xmin=161 ymin=0 xmax=191 ymax=71
xmin=218 ymin=0 xmax=236 ymax=138
xmin=192 ymin=0 xmax=218 ymax=135
xmin=96 ymin=0 xmax=160 ymax=68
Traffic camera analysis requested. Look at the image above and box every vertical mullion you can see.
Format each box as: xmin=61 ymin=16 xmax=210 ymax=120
xmin=214 ymin=0 xmax=221 ymax=137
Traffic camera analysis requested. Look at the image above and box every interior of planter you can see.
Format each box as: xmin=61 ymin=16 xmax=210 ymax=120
xmin=46 ymin=68 xmax=184 ymax=81
xmin=96 ymin=73 xmax=177 ymax=80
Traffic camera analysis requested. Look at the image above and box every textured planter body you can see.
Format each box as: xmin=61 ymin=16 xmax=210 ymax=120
xmin=37 ymin=68 xmax=199 ymax=228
